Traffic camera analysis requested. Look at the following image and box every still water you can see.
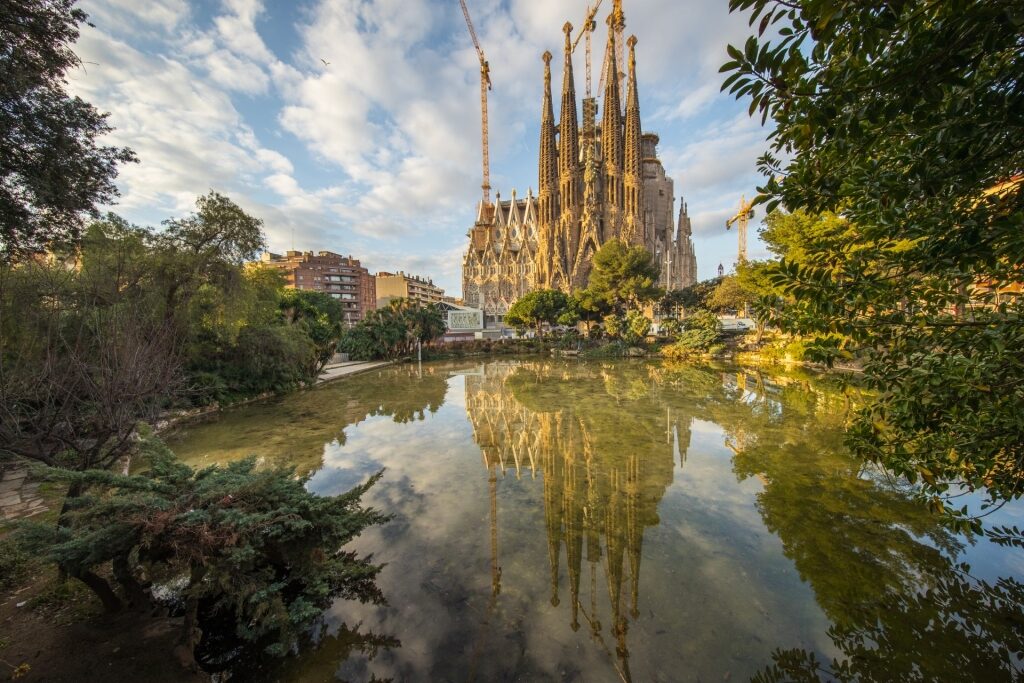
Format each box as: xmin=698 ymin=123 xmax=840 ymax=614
xmin=167 ymin=360 xmax=1024 ymax=682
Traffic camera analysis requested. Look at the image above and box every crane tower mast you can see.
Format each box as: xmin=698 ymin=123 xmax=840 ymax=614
xmin=571 ymin=0 xmax=604 ymax=98
xmin=459 ymin=0 xmax=492 ymax=206
xmin=725 ymin=195 xmax=755 ymax=264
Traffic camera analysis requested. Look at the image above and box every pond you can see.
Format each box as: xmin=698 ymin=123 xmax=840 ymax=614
xmin=167 ymin=359 xmax=1024 ymax=682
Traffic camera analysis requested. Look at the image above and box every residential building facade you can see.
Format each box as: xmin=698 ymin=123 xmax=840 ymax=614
xmin=376 ymin=271 xmax=445 ymax=308
xmin=260 ymin=250 xmax=375 ymax=324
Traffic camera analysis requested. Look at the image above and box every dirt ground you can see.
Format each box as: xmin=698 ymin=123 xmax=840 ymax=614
xmin=0 ymin=569 xmax=208 ymax=683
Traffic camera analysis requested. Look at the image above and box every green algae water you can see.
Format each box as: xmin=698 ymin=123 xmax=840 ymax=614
xmin=166 ymin=360 xmax=1024 ymax=682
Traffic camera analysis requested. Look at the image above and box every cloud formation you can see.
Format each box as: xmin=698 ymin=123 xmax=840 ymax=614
xmin=72 ymin=0 xmax=772 ymax=290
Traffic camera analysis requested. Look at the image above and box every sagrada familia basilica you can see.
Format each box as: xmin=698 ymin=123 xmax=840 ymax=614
xmin=462 ymin=3 xmax=698 ymax=320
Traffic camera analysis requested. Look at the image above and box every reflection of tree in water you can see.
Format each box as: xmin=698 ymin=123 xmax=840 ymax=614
xmin=465 ymin=361 xmax=685 ymax=682
xmin=169 ymin=364 xmax=449 ymax=475
xmin=705 ymin=368 xmax=1024 ymax=681
xmin=233 ymin=620 xmax=401 ymax=683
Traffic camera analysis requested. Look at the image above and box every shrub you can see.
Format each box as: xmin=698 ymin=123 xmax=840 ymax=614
xmin=0 ymin=537 xmax=33 ymax=592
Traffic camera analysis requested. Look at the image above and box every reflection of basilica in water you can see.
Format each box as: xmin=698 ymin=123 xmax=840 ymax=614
xmin=464 ymin=361 xmax=691 ymax=680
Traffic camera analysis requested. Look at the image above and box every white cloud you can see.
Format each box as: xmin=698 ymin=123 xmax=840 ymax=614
xmin=82 ymin=0 xmax=190 ymax=32
xmin=69 ymin=0 xmax=774 ymax=293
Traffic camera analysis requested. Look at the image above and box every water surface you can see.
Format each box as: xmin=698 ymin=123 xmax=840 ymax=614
xmin=167 ymin=360 xmax=1024 ymax=682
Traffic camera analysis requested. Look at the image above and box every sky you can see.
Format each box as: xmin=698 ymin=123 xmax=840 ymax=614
xmin=69 ymin=0 xmax=774 ymax=295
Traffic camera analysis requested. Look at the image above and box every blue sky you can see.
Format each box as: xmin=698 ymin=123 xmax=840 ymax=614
xmin=69 ymin=0 xmax=772 ymax=295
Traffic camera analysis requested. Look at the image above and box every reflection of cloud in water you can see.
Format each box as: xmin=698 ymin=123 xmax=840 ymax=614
xmin=167 ymin=360 xmax=1024 ymax=682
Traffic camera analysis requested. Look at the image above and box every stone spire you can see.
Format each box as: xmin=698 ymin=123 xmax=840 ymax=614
xmin=601 ymin=19 xmax=624 ymax=238
xmin=538 ymin=51 xmax=559 ymax=225
xmin=622 ymin=35 xmax=644 ymax=245
xmin=558 ymin=23 xmax=580 ymax=208
xmin=676 ymin=198 xmax=698 ymax=288
xmin=537 ymin=51 xmax=559 ymax=289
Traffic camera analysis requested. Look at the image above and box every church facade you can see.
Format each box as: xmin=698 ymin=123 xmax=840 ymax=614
xmin=463 ymin=8 xmax=697 ymax=320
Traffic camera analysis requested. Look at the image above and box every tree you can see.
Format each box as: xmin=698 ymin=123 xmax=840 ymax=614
xmin=280 ymin=289 xmax=344 ymax=373
xmin=504 ymin=289 xmax=570 ymax=338
xmin=571 ymin=287 xmax=611 ymax=332
xmin=663 ymin=309 xmax=721 ymax=358
xmin=723 ymin=0 xmax=1024 ymax=522
xmin=663 ymin=278 xmax=720 ymax=317
xmin=18 ymin=436 xmax=387 ymax=667
xmin=587 ymin=239 xmax=663 ymax=314
xmin=339 ymin=300 xmax=446 ymax=360
xmin=706 ymin=275 xmax=749 ymax=314
xmin=1 ymin=0 xmax=136 ymax=257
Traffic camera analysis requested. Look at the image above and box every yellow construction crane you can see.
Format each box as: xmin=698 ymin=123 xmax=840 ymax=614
xmin=725 ymin=195 xmax=755 ymax=263
xmin=459 ymin=0 xmax=492 ymax=206
xmin=597 ymin=0 xmax=625 ymax=95
xmin=571 ymin=0 xmax=603 ymax=98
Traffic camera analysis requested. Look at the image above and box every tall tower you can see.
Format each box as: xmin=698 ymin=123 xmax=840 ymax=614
xmin=622 ymin=35 xmax=644 ymax=246
xmin=675 ymin=199 xmax=698 ymax=288
xmin=537 ymin=51 xmax=560 ymax=289
xmin=601 ymin=19 xmax=625 ymax=241
xmin=558 ymin=22 xmax=582 ymax=279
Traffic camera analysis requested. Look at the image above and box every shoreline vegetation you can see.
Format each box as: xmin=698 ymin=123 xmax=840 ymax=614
xmin=2 ymin=0 xmax=1020 ymax=681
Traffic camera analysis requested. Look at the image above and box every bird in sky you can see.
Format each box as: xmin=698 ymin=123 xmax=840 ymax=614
xmin=320 ymin=58 xmax=330 ymax=66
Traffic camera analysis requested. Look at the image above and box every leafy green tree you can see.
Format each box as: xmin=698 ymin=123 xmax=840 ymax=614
xmin=658 ymin=317 xmax=682 ymax=339
xmin=587 ymin=239 xmax=663 ymax=314
xmin=18 ymin=436 xmax=387 ymax=666
xmin=723 ymin=0 xmax=1024 ymax=520
xmin=571 ymin=287 xmax=610 ymax=332
xmin=663 ymin=309 xmax=721 ymax=358
xmin=624 ymin=310 xmax=652 ymax=346
xmin=706 ymin=275 xmax=749 ymax=314
xmin=280 ymin=289 xmax=344 ymax=373
xmin=663 ymin=278 xmax=720 ymax=317
xmin=339 ymin=300 xmax=446 ymax=360
xmin=0 ymin=0 xmax=136 ymax=258
xmin=504 ymin=289 xmax=570 ymax=337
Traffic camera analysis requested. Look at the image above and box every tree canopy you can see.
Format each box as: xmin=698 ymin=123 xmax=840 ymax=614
xmin=723 ymin=0 xmax=1024 ymax=522
xmin=504 ymin=289 xmax=571 ymax=336
xmin=0 ymin=0 xmax=136 ymax=257
xmin=587 ymin=239 xmax=663 ymax=315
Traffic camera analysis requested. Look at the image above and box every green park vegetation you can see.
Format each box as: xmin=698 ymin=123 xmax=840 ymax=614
xmin=721 ymin=0 xmax=1024 ymax=534
xmin=338 ymin=298 xmax=447 ymax=361
xmin=0 ymin=1 xmax=392 ymax=672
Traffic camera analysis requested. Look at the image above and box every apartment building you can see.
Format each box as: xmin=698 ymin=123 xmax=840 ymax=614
xmin=260 ymin=250 xmax=375 ymax=324
xmin=376 ymin=271 xmax=445 ymax=309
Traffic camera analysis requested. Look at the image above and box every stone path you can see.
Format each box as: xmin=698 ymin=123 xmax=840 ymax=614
xmin=0 ymin=463 xmax=48 ymax=522
xmin=318 ymin=360 xmax=390 ymax=384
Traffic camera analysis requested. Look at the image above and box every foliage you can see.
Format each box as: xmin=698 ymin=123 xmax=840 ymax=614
xmin=602 ymin=314 xmax=624 ymax=340
xmin=504 ymin=289 xmax=570 ymax=337
xmin=340 ymin=300 xmax=446 ymax=360
xmin=706 ymin=275 xmax=748 ymax=314
xmin=658 ymin=317 xmax=681 ymax=339
xmin=587 ymin=239 xmax=663 ymax=315
xmin=0 ymin=0 xmax=137 ymax=258
xmin=569 ymin=287 xmax=611 ymax=330
xmin=17 ymin=436 xmax=388 ymax=664
xmin=623 ymin=310 xmax=652 ymax=346
xmin=723 ymin=0 xmax=1024 ymax=519
xmin=226 ymin=324 xmax=318 ymax=395
xmin=279 ymin=289 xmax=345 ymax=373
xmin=0 ymin=237 xmax=181 ymax=471
xmin=662 ymin=309 xmax=721 ymax=358
xmin=663 ymin=278 xmax=720 ymax=316
xmin=0 ymin=537 xmax=33 ymax=592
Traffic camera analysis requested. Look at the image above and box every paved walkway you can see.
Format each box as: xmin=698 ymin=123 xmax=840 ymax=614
xmin=318 ymin=360 xmax=390 ymax=384
xmin=0 ymin=464 xmax=47 ymax=522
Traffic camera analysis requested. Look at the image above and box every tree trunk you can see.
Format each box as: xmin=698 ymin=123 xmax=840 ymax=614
xmin=175 ymin=566 xmax=206 ymax=671
xmin=75 ymin=569 xmax=124 ymax=613
xmin=112 ymin=554 xmax=150 ymax=610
